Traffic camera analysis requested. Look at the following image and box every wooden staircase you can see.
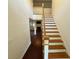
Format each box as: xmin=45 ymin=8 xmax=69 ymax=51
xmin=42 ymin=16 xmax=69 ymax=59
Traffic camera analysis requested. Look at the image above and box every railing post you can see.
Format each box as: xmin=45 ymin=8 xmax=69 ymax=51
xmin=44 ymin=37 xmax=49 ymax=59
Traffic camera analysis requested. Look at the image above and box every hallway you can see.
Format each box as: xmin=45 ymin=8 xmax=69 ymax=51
xmin=23 ymin=27 xmax=43 ymax=59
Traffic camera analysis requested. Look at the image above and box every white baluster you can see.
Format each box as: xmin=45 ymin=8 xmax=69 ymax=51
xmin=33 ymin=22 xmax=36 ymax=35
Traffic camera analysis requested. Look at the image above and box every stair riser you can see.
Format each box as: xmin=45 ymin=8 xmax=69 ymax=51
xmin=45 ymin=27 xmax=57 ymax=28
xmin=43 ymin=49 xmax=66 ymax=53
xmin=42 ymin=27 xmax=57 ymax=29
xmin=44 ymin=22 xmax=55 ymax=23
xmin=43 ymin=20 xmax=54 ymax=21
xmin=45 ymin=18 xmax=53 ymax=19
xmin=46 ymin=33 xmax=59 ymax=35
xmin=45 ymin=20 xmax=54 ymax=21
xmin=49 ymin=37 xmax=61 ymax=40
xmin=49 ymin=43 xmax=63 ymax=45
xmin=45 ymin=26 xmax=57 ymax=28
xmin=42 ymin=43 xmax=63 ymax=46
xmin=43 ymin=30 xmax=58 ymax=32
xmin=42 ymin=22 xmax=54 ymax=23
xmin=49 ymin=58 xmax=69 ymax=59
xmin=42 ymin=33 xmax=60 ymax=35
xmin=45 ymin=21 xmax=54 ymax=22
xmin=42 ymin=37 xmax=61 ymax=40
xmin=42 ymin=24 xmax=56 ymax=26
xmin=45 ymin=19 xmax=54 ymax=21
xmin=49 ymin=49 xmax=66 ymax=53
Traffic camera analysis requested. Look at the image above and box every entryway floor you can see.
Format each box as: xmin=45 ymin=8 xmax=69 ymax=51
xmin=23 ymin=27 xmax=43 ymax=59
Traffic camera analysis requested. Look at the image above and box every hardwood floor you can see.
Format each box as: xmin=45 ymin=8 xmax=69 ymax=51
xmin=23 ymin=27 xmax=43 ymax=59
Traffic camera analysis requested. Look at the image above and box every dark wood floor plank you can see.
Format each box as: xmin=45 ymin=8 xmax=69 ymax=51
xmin=23 ymin=27 xmax=43 ymax=59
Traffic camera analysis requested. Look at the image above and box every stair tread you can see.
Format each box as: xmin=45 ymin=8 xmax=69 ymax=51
xmin=49 ymin=40 xmax=63 ymax=42
xmin=49 ymin=52 xmax=69 ymax=58
xmin=49 ymin=45 xmax=65 ymax=49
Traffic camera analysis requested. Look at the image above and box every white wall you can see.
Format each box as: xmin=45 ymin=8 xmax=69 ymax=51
xmin=52 ymin=0 xmax=70 ymax=55
xmin=44 ymin=8 xmax=52 ymax=16
xmin=33 ymin=7 xmax=43 ymax=15
xmin=33 ymin=7 xmax=52 ymax=16
xmin=8 ymin=0 xmax=33 ymax=59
